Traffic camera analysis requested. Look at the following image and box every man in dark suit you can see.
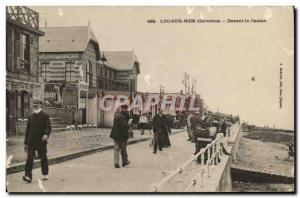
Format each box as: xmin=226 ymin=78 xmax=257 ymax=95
xmin=152 ymin=109 xmax=169 ymax=153
xmin=23 ymin=101 xmax=51 ymax=183
xmin=110 ymin=105 xmax=130 ymax=168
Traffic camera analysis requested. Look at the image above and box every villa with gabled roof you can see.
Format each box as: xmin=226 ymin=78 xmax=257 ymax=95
xmin=38 ymin=25 xmax=141 ymax=127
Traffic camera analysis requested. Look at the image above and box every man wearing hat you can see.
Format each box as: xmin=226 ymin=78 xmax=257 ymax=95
xmin=110 ymin=104 xmax=130 ymax=168
xmin=188 ymin=112 xmax=199 ymax=143
xmin=23 ymin=101 xmax=51 ymax=183
xmin=152 ymin=109 xmax=169 ymax=153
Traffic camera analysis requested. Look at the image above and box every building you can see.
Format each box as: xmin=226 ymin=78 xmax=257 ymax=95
xmin=6 ymin=6 xmax=44 ymax=135
xmin=96 ymin=50 xmax=140 ymax=127
xmin=103 ymin=51 xmax=140 ymax=92
xmin=39 ymin=26 xmax=141 ymax=127
xmin=135 ymin=92 xmax=204 ymax=117
xmin=39 ymin=25 xmax=101 ymax=124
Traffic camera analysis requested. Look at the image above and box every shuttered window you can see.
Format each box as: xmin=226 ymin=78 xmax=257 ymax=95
xmin=65 ymin=61 xmax=75 ymax=82
xmin=40 ymin=62 xmax=50 ymax=81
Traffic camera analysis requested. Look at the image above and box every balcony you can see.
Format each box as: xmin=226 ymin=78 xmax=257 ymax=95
xmin=6 ymin=6 xmax=44 ymax=35
xmin=97 ymin=77 xmax=129 ymax=91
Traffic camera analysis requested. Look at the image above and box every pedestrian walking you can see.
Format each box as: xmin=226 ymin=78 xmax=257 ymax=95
xmin=128 ymin=117 xmax=134 ymax=138
xmin=180 ymin=111 xmax=187 ymax=129
xmin=139 ymin=113 xmax=148 ymax=135
xmin=186 ymin=112 xmax=193 ymax=141
xmin=220 ymin=120 xmax=227 ymax=137
xmin=110 ymin=105 xmax=130 ymax=168
xmin=163 ymin=126 xmax=171 ymax=148
xmin=23 ymin=101 xmax=51 ymax=183
xmin=163 ymin=115 xmax=171 ymax=148
xmin=152 ymin=109 xmax=169 ymax=153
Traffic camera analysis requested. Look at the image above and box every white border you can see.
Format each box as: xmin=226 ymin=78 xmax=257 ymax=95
xmin=0 ymin=0 xmax=298 ymax=197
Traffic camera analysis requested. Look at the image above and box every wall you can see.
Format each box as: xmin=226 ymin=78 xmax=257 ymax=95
xmin=216 ymin=156 xmax=232 ymax=192
xmin=14 ymin=107 xmax=73 ymax=135
xmin=81 ymin=42 xmax=98 ymax=87
xmin=87 ymin=96 xmax=97 ymax=125
xmin=15 ymin=120 xmax=28 ymax=136
xmin=194 ymin=148 xmax=233 ymax=192
xmin=192 ymin=124 xmax=243 ymax=192
xmin=228 ymin=124 xmax=243 ymax=161
xmin=104 ymin=109 xmax=115 ymax=127
xmin=115 ymin=67 xmax=138 ymax=92
xmin=43 ymin=107 xmax=73 ymax=124
xmin=74 ymin=109 xmax=83 ymax=124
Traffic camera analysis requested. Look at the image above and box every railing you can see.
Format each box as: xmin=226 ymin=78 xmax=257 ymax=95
xmin=6 ymin=6 xmax=39 ymax=30
xmin=66 ymin=124 xmax=103 ymax=150
xmin=151 ymin=133 xmax=229 ymax=192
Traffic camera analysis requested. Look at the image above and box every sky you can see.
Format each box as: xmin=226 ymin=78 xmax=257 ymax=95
xmin=30 ymin=6 xmax=294 ymax=130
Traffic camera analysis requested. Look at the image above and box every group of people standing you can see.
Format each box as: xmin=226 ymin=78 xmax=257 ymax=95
xmin=22 ymin=103 xmax=174 ymax=184
xmin=21 ymin=100 xmax=237 ymax=182
xmin=110 ymin=106 xmax=172 ymax=168
xmin=186 ymin=111 xmax=238 ymax=155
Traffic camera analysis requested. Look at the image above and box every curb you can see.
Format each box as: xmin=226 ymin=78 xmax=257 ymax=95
xmin=7 ymin=129 xmax=185 ymax=175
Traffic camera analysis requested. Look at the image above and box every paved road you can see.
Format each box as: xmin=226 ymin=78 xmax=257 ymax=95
xmin=7 ymin=128 xmax=150 ymax=165
xmin=7 ymin=131 xmax=196 ymax=192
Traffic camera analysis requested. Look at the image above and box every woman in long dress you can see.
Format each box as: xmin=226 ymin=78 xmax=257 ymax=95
xmin=163 ymin=115 xmax=171 ymax=148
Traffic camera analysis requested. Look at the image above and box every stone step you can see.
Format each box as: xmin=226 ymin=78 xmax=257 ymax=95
xmin=52 ymin=124 xmax=67 ymax=128
xmin=52 ymin=127 xmax=67 ymax=133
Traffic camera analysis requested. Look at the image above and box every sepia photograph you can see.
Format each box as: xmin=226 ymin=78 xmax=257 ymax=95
xmin=5 ymin=5 xmax=295 ymax=193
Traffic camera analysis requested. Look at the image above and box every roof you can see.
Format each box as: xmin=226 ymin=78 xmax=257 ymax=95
xmin=7 ymin=6 xmax=45 ymax=36
xmin=39 ymin=26 xmax=99 ymax=53
xmin=103 ymin=51 xmax=140 ymax=73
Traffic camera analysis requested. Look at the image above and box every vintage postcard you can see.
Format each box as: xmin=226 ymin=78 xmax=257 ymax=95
xmin=5 ymin=6 xmax=294 ymax=193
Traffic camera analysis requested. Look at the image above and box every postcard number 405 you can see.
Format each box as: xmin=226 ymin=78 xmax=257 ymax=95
xmin=147 ymin=19 xmax=156 ymax=23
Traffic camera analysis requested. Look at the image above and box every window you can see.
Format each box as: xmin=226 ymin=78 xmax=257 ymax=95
xmin=110 ymin=71 xmax=113 ymax=80
xmin=14 ymin=30 xmax=20 ymax=70
xmin=110 ymin=70 xmax=113 ymax=79
xmin=84 ymin=64 xmax=88 ymax=82
xmin=20 ymin=91 xmax=29 ymax=118
xmin=20 ymin=33 xmax=30 ymax=72
xmin=40 ymin=62 xmax=50 ymax=81
xmin=87 ymin=61 xmax=93 ymax=87
xmin=65 ymin=62 xmax=75 ymax=82
xmin=106 ymin=69 xmax=109 ymax=78
xmin=96 ymin=66 xmax=101 ymax=88
xmin=103 ymin=68 xmax=106 ymax=78
xmin=6 ymin=25 xmax=12 ymax=71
